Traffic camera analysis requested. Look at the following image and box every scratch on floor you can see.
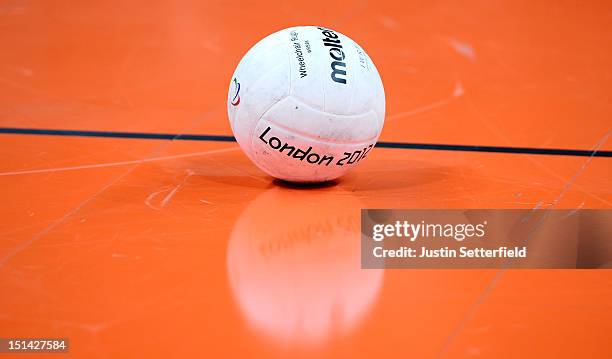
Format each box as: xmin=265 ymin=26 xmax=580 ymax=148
xmin=386 ymin=81 xmax=464 ymax=122
xmin=550 ymin=130 xmax=610 ymax=206
xmin=145 ymin=170 xmax=194 ymax=210
xmin=201 ymin=38 xmax=222 ymax=54
xmin=160 ymin=185 xmax=180 ymax=208
xmin=0 ymin=147 xmax=239 ymax=177
xmin=379 ymin=16 xmax=399 ymax=30
xmin=560 ymin=201 xmax=585 ymax=220
xmin=145 ymin=187 xmax=173 ymax=210
xmin=447 ymin=38 xmax=476 ymax=61
xmin=145 ymin=184 xmax=182 ymax=210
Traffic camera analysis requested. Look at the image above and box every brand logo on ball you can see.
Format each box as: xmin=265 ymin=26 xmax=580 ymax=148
xmin=318 ymin=27 xmax=347 ymax=84
xmin=231 ymin=78 xmax=241 ymax=106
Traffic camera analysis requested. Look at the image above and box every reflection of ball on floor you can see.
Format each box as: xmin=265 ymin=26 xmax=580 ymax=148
xmin=227 ymin=26 xmax=385 ymax=183
xmin=227 ymin=188 xmax=383 ymax=345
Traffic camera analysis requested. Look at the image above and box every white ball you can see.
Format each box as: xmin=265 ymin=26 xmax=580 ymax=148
xmin=227 ymin=26 xmax=385 ymax=183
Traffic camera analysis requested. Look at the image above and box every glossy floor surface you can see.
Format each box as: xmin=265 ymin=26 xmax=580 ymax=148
xmin=1 ymin=1 xmax=611 ymax=358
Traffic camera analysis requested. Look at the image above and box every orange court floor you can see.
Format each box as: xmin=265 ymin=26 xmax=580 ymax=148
xmin=0 ymin=1 xmax=611 ymax=358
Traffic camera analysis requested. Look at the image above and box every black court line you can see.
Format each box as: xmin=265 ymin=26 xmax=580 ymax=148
xmin=0 ymin=128 xmax=236 ymax=143
xmin=1 ymin=127 xmax=610 ymax=158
